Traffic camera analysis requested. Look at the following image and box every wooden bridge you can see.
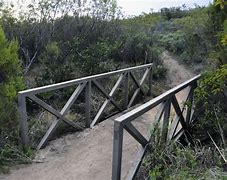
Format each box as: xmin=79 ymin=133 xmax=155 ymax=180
xmin=16 ymin=64 xmax=200 ymax=180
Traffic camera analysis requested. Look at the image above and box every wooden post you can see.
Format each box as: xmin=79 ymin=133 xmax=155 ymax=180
xmin=124 ymin=72 xmax=129 ymax=109
xmin=18 ymin=93 xmax=29 ymax=147
xmin=112 ymin=121 xmax=124 ymax=180
xmin=85 ymin=81 xmax=91 ymax=128
xmin=148 ymin=67 xmax=153 ymax=96
xmin=161 ymin=99 xmax=171 ymax=143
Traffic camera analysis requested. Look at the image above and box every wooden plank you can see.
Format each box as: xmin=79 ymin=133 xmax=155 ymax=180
xmin=126 ymin=145 xmax=148 ymax=180
xmin=92 ymin=80 xmax=122 ymax=112
xmin=129 ymin=72 xmax=145 ymax=95
xmin=85 ymin=81 xmax=91 ymax=128
xmin=19 ymin=64 xmax=153 ymax=95
xmin=124 ymin=122 xmax=149 ymax=147
xmin=168 ymin=87 xmax=192 ymax=139
xmin=139 ymin=68 xmax=150 ymax=86
xmin=185 ymin=85 xmax=196 ymax=126
xmin=148 ymin=67 xmax=152 ymax=96
xmin=171 ymin=95 xmax=188 ymax=130
xmin=161 ymin=99 xmax=171 ymax=143
xmin=61 ymin=82 xmax=86 ymax=115
xmin=91 ymin=75 xmax=124 ymax=127
xmin=18 ymin=93 xmax=29 ymax=146
xmin=124 ymin=72 xmax=129 ymax=109
xmin=112 ymin=121 xmax=124 ymax=180
xmin=29 ymin=95 xmax=83 ymax=149
xmin=115 ymin=75 xmax=200 ymax=125
xmin=127 ymin=88 xmax=141 ymax=108
xmin=171 ymin=95 xmax=193 ymax=143
xmin=127 ymin=68 xmax=151 ymax=108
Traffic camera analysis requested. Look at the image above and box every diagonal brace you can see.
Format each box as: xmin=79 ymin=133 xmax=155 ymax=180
xmin=124 ymin=122 xmax=148 ymax=147
xmin=92 ymin=80 xmax=122 ymax=112
xmin=91 ymin=75 xmax=124 ymax=127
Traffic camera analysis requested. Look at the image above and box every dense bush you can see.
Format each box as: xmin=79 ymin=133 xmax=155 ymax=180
xmin=0 ymin=27 xmax=24 ymax=142
xmin=193 ymin=65 xmax=227 ymax=139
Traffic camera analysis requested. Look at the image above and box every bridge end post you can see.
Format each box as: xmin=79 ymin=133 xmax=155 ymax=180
xmin=85 ymin=81 xmax=91 ymax=128
xmin=112 ymin=121 xmax=124 ymax=180
xmin=18 ymin=93 xmax=29 ymax=147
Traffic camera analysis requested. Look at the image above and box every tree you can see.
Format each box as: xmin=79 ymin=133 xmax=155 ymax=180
xmin=0 ymin=26 xmax=24 ymax=142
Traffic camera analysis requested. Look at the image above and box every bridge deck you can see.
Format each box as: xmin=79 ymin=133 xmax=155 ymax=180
xmin=2 ymin=107 xmax=159 ymax=180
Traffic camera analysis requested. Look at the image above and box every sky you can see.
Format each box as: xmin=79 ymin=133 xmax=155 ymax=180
xmin=117 ymin=0 xmax=212 ymax=16
xmin=5 ymin=0 xmax=213 ymax=17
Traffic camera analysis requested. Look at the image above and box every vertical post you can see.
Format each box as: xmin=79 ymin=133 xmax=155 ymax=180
xmin=148 ymin=67 xmax=153 ymax=96
xmin=18 ymin=93 xmax=29 ymax=147
xmin=85 ymin=81 xmax=91 ymax=128
xmin=186 ymin=84 xmax=196 ymax=126
xmin=123 ymin=72 xmax=129 ymax=109
xmin=112 ymin=121 xmax=124 ymax=180
xmin=161 ymin=98 xmax=171 ymax=143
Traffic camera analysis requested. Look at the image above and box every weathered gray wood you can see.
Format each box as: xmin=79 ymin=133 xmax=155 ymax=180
xmin=168 ymin=86 xmax=192 ymax=139
xmin=123 ymin=72 xmax=129 ymax=109
xmin=18 ymin=93 xmax=29 ymax=146
xmin=161 ymin=99 xmax=171 ymax=143
xmin=127 ymin=88 xmax=141 ymax=108
xmin=148 ymin=67 xmax=153 ymax=96
xmin=171 ymin=95 xmax=188 ymax=131
xmin=154 ymin=103 xmax=166 ymax=124
xmin=116 ymin=75 xmax=201 ymax=125
xmin=124 ymin=122 xmax=148 ymax=147
xmin=92 ymin=80 xmax=122 ymax=112
xmin=127 ymin=68 xmax=151 ymax=108
xmin=37 ymin=119 xmax=60 ymax=149
xmin=61 ymin=83 xmax=86 ymax=115
xmin=112 ymin=75 xmax=200 ymax=180
xmin=29 ymin=95 xmax=83 ymax=130
xmin=91 ymin=75 xmax=124 ymax=127
xmin=29 ymin=95 xmax=83 ymax=149
xmin=129 ymin=72 xmax=145 ymax=95
xmin=112 ymin=121 xmax=124 ymax=180
xmin=19 ymin=64 xmax=153 ymax=95
xmin=85 ymin=81 xmax=91 ymax=128
xmin=171 ymin=95 xmax=193 ymax=143
xmin=185 ymin=85 xmax=196 ymax=126
xmin=126 ymin=145 xmax=148 ymax=180
xmin=37 ymin=84 xmax=85 ymax=149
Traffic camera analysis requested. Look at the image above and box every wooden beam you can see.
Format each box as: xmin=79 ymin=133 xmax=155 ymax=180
xmin=92 ymin=80 xmax=122 ymax=112
xmin=115 ymin=75 xmax=200 ymax=125
xmin=61 ymin=83 xmax=86 ymax=115
xmin=129 ymin=72 xmax=145 ymax=95
xmin=19 ymin=64 xmax=153 ymax=95
xmin=112 ymin=121 xmax=124 ymax=180
xmin=91 ymin=75 xmax=124 ymax=127
xmin=171 ymin=95 xmax=187 ymax=130
xmin=29 ymin=95 xmax=83 ymax=149
xmin=124 ymin=122 xmax=148 ymax=147
xmin=123 ymin=72 xmax=129 ymax=109
xmin=161 ymin=99 xmax=171 ymax=143
xmin=127 ymin=68 xmax=150 ymax=108
xmin=85 ymin=81 xmax=91 ymax=128
xmin=18 ymin=93 xmax=29 ymax=147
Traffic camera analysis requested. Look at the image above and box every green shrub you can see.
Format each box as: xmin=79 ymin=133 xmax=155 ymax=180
xmin=193 ymin=65 xmax=227 ymax=138
xmin=0 ymin=26 xmax=24 ymax=142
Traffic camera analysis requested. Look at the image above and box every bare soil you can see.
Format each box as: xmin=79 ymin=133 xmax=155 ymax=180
xmin=0 ymin=51 xmax=195 ymax=180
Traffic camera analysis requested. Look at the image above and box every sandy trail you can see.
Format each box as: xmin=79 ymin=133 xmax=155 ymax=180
xmin=0 ymin=51 xmax=195 ymax=180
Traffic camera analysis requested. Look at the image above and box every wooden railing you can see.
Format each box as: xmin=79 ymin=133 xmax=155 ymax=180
xmin=18 ymin=63 xmax=153 ymax=149
xmin=112 ymin=75 xmax=201 ymax=180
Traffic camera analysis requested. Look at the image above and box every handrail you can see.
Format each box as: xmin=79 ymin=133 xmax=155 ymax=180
xmin=18 ymin=63 xmax=153 ymax=149
xmin=112 ymin=74 xmax=201 ymax=180
xmin=19 ymin=64 xmax=152 ymax=95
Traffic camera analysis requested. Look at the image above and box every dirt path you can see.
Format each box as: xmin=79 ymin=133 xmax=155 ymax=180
xmin=0 ymin=51 xmax=195 ymax=180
